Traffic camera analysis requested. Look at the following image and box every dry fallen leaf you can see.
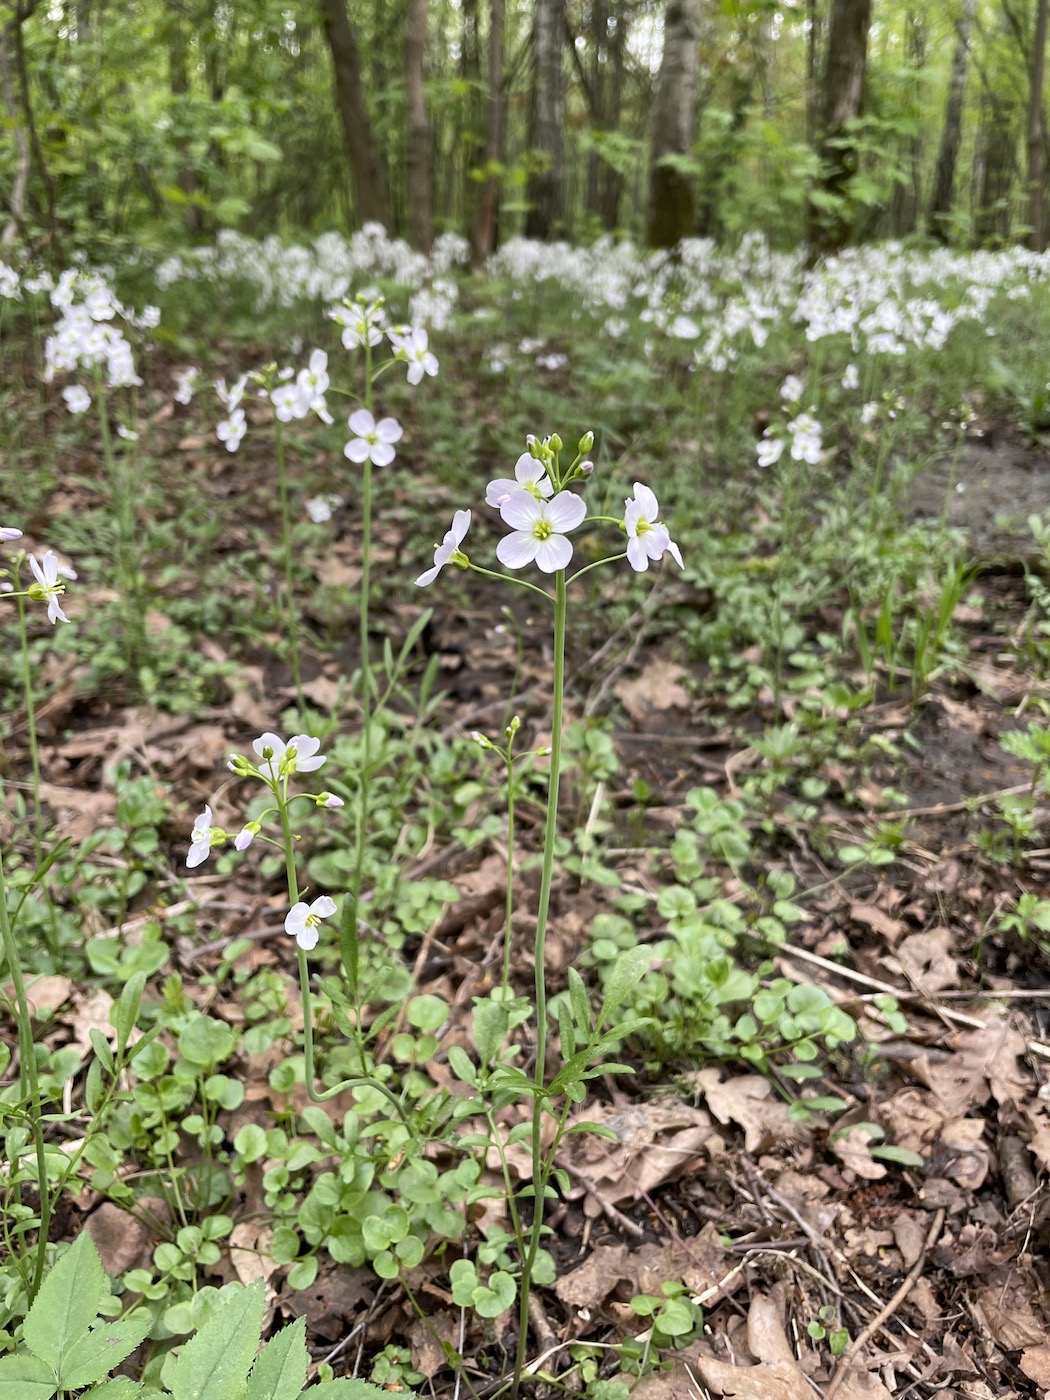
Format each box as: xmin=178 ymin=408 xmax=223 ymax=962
xmin=615 ymin=659 xmax=690 ymax=720
xmin=229 ymin=1221 xmax=278 ymax=1287
xmin=692 ymin=1071 xmax=805 ymax=1154
xmin=1021 ymin=1346 xmax=1050 ymax=1389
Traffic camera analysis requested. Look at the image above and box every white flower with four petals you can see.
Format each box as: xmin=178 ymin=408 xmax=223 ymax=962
xmin=344 ymin=409 xmax=403 ymax=466
xmin=496 ymin=491 xmax=586 ymax=574
xmin=285 ymin=895 xmax=337 ymax=951
xmin=417 ymin=510 xmax=470 ymax=587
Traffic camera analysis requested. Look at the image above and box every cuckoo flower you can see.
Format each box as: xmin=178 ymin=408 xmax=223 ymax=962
xmin=252 ymin=732 xmax=327 ymax=783
xmin=486 ymin=453 xmax=555 ymax=510
xmin=187 ymin=805 xmax=215 ymax=868
xmin=496 ymin=490 xmax=586 ymax=573
xmin=285 ymin=895 xmax=337 ymax=951
xmin=28 ymin=551 xmax=70 ymax=623
xmin=623 ymin=484 xmax=684 ymax=572
xmin=344 ymin=410 xmax=402 ymax=466
xmin=417 ymin=509 xmax=470 ymax=587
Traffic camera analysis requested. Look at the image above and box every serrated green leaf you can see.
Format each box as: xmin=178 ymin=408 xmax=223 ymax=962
xmin=24 ymin=1233 xmax=105 ymax=1373
xmin=82 ymin=1380 xmax=142 ymax=1398
xmin=246 ymin=1315 xmax=308 ymax=1400
xmin=58 ymin=1312 xmax=152 ymax=1388
xmin=168 ymin=1281 xmax=264 ymax=1400
xmin=0 ymin=1351 xmax=56 ymax=1399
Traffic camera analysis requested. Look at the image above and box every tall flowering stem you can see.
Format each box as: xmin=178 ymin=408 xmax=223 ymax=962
xmin=273 ymin=419 xmax=304 ymax=709
xmin=513 ymin=567 xmax=567 ymax=1390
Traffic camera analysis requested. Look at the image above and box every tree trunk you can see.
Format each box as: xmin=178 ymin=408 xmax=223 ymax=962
xmin=473 ymin=0 xmax=505 ymax=260
xmin=974 ymin=94 xmax=1018 ymax=246
xmin=404 ymin=0 xmax=433 ymax=250
xmin=890 ymin=12 xmax=925 ymax=237
xmin=318 ymin=0 xmax=392 ymax=229
xmin=1028 ymin=0 xmax=1049 ymax=250
xmin=646 ymin=0 xmax=702 ymax=248
xmin=525 ymin=0 xmax=565 ymax=239
xmin=928 ymin=0 xmax=977 ymax=243
xmin=0 ymin=10 xmax=31 ymax=247
xmin=808 ymin=0 xmax=872 ymax=258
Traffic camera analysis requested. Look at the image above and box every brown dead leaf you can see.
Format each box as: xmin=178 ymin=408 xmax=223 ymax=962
xmin=922 ymin=1010 xmax=1029 ymax=1116
xmin=940 ymin=1118 xmax=990 ymax=1189
xmin=86 ymin=1203 xmax=154 ymax=1276
xmin=299 ymin=674 xmax=343 ymax=713
xmin=229 ymin=1221 xmax=278 ymax=1287
xmin=409 ymin=1309 xmax=460 ymax=1379
xmin=894 ymin=927 xmax=958 ymax=993
xmin=831 ymin=1125 xmax=887 ymax=1181
xmin=849 ymin=900 xmax=905 ymax=944
xmin=1021 ymin=1346 xmax=1050 ymax=1389
xmin=555 ymin=1244 xmax=631 ymax=1310
xmin=66 ymin=988 xmax=115 ymax=1060
xmin=695 ymin=1295 xmax=809 ymax=1400
xmin=693 ymin=1071 xmax=805 ymax=1154
xmin=562 ymin=1099 xmax=712 ymax=1205
xmin=974 ymin=1263 xmax=1049 ymax=1351
xmin=315 ymin=554 xmax=363 ymax=590
xmin=615 ymin=659 xmax=690 ymax=721
xmin=892 ymin=1213 xmax=927 ymax=1268
xmin=14 ymin=974 xmax=73 ymax=1016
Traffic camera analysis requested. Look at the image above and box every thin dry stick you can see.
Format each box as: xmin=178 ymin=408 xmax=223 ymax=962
xmin=561 ymin=1160 xmax=645 ymax=1238
xmin=777 ymin=940 xmax=986 ymax=1030
xmin=822 ymin=1208 xmax=946 ymax=1400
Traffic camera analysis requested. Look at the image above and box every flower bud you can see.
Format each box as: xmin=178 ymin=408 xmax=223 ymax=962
xmin=549 ymin=433 xmax=563 ymax=454
xmin=472 ymin=731 xmax=492 ymax=750
xmin=578 ymin=431 xmax=594 ymax=454
xmin=318 ymin=792 xmax=345 ymax=809
xmin=227 ymin=753 xmax=254 ymax=777
xmin=235 ymin=823 xmax=260 ymax=851
xmin=578 ymin=459 xmax=594 ymax=477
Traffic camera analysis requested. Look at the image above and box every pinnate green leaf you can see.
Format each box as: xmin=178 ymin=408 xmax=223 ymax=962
xmin=168 ymin=1281 xmax=264 ymax=1400
xmin=245 ymin=1315 xmax=308 ymax=1400
xmin=23 ymin=1233 xmax=105 ymax=1375
xmin=0 ymin=1352 xmax=55 ymax=1399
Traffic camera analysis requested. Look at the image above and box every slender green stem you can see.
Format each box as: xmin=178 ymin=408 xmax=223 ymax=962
xmin=512 ymin=570 xmax=567 ymax=1396
xmin=502 ymin=754 xmax=515 ymax=995
xmin=352 ymin=340 xmax=376 ymax=981
xmin=466 ymin=563 xmax=554 ymax=605
xmin=566 ymin=552 xmax=628 ymax=586
xmin=276 ymin=786 xmax=411 ymax=1127
xmin=16 ymin=596 xmax=43 ymax=851
xmin=274 ymin=421 xmax=304 ymax=708
xmin=0 ymin=847 xmax=51 ymax=1302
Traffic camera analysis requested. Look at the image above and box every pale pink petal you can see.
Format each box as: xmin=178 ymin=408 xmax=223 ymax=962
xmin=534 ymin=535 xmax=573 ymax=572
xmin=631 ymin=483 xmax=659 ymax=521
xmin=500 ymin=493 xmax=543 ymax=530
xmin=497 ymin=532 xmax=540 ymax=569
xmin=545 ymin=491 xmax=587 ymax=532
xmin=626 ymin=537 xmax=650 ymax=572
xmin=348 ymin=408 xmax=375 ymax=436
xmin=370 ymin=441 xmax=396 ymax=467
xmin=344 ymin=439 xmax=371 ymax=463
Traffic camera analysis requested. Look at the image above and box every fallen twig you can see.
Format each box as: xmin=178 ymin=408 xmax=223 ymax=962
xmin=822 ymin=1207 xmax=946 ymax=1400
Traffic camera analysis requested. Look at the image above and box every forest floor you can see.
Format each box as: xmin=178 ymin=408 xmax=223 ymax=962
xmin=7 ymin=406 xmax=1050 ymax=1400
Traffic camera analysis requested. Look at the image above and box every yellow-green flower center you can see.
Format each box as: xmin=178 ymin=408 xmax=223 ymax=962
xmin=533 ymin=520 xmax=554 ymax=542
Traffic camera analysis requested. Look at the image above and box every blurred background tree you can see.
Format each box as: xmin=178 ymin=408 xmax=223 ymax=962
xmin=1 ymin=0 xmax=1047 ymax=258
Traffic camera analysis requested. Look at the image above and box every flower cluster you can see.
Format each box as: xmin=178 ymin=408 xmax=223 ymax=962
xmin=757 ymin=378 xmax=824 ymax=468
xmin=2 ymin=528 xmax=75 ymax=625
xmin=186 ymin=731 xmax=344 ymax=951
xmin=417 ymin=432 xmax=682 ymax=587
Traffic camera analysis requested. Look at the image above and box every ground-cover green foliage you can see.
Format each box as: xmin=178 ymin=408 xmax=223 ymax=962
xmin=3 ymin=229 xmax=1050 ymax=1390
